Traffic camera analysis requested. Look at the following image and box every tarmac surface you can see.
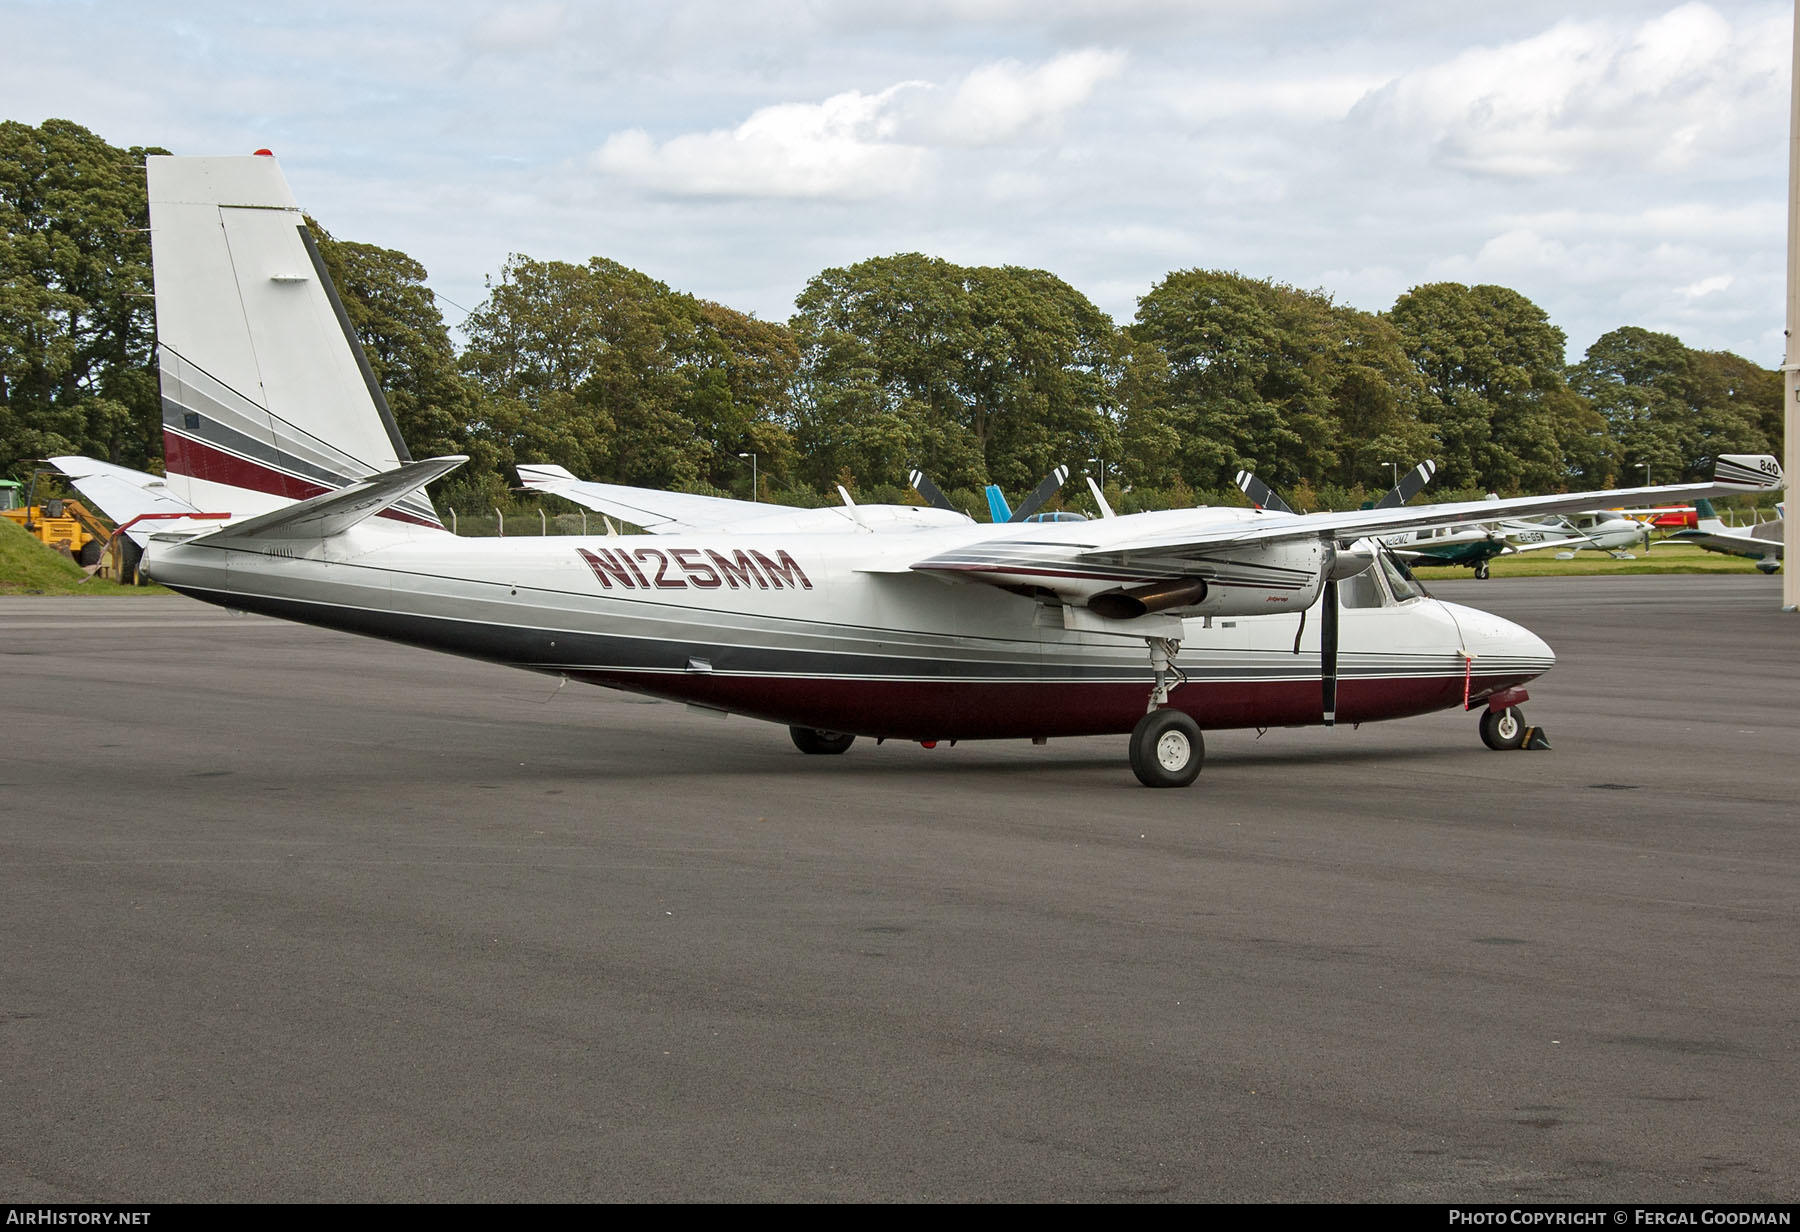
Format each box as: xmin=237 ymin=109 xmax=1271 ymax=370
xmin=2 ymin=576 xmax=1795 ymax=1202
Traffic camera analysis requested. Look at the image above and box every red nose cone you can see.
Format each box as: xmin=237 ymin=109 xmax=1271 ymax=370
xmin=253 ymin=148 xmax=274 ymax=157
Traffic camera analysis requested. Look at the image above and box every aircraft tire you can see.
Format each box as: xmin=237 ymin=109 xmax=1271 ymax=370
xmin=1129 ymin=708 xmax=1203 ymax=788
xmin=790 ymin=726 xmax=855 ymax=755
xmin=1479 ymin=706 xmax=1527 ymax=751
xmin=1474 ymin=560 xmax=1490 ymax=580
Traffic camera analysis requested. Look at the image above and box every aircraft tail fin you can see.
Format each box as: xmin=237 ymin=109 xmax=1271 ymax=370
xmin=984 ymin=484 xmax=1012 ymax=523
xmin=146 ymin=154 xmax=442 ymax=531
xmin=1711 ymin=454 xmax=1784 ymax=491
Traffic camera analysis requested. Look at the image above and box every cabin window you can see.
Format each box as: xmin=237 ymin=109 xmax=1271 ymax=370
xmin=1338 ymin=569 xmax=1385 ymax=609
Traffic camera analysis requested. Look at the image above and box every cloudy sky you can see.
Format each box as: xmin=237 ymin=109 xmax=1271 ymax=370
xmin=6 ymin=0 xmax=1793 ymax=363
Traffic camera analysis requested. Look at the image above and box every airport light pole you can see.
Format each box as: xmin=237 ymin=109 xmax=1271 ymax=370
xmin=1640 ymin=464 xmax=1651 ymax=486
xmin=1385 ymin=462 xmax=1398 ymax=490
xmin=739 ymin=451 xmax=758 ymax=502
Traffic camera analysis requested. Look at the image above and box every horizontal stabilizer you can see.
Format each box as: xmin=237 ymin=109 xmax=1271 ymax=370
xmin=201 ymin=457 xmax=464 ymax=542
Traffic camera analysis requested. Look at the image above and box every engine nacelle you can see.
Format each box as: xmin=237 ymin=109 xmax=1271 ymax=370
xmin=1084 ymin=538 xmax=1328 ymax=619
xmin=1086 ymin=578 xmax=1208 ymax=620
xmin=1325 ymin=539 xmax=1377 ymax=582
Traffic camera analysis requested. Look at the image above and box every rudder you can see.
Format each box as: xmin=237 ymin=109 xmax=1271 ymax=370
xmin=147 ymin=154 xmax=440 ymax=528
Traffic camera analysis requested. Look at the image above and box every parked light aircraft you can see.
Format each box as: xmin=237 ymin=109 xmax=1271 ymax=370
xmin=1236 ymin=464 xmax=1517 ymax=579
xmin=1668 ymin=500 xmax=1785 ymax=573
xmin=1237 ymin=467 xmax=1651 ymax=575
xmin=54 ymin=155 xmax=1786 ymax=786
xmin=1503 ymin=511 xmax=1650 ymax=559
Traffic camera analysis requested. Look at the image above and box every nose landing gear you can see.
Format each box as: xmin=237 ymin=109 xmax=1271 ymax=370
xmin=1479 ymin=705 xmax=1550 ymax=751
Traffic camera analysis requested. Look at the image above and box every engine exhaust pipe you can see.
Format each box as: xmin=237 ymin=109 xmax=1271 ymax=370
xmin=1087 ymin=578 xmax=1208 ymax=620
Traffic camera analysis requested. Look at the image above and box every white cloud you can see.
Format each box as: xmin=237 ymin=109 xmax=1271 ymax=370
xmin=467 ymin=3 xmax=570 ymax=55
xmin=1679 ymin=273 xmax=1733 ymax=299
xmin=594 ymin=83 xmax=935 ymax=199
xmin=591 ymin=49 xmax=1124 ymax=199
xmin=1349 ymin=3 xmax=1787 ymax=178
xmin=925 ymin=49 xmax=1126 ymax=144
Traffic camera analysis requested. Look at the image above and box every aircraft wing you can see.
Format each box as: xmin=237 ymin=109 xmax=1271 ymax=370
xmin=1668 ymin=522 xmax=1785 ymax=558
xmin=515 ymin=463 xmax=767 ymax=533
xmin=910 ymin=455 xmax=1782 ymax=615
xmin=517 ymin=462 xmax=973 ymax=535
xmin=51 ymin=455 xmax=211 ymax=544
xmin=1072 ymin=456 xmax=1782 ymax=566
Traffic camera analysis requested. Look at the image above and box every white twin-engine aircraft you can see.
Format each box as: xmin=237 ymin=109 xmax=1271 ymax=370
xmin=57 ymin=155 xmax=1785 ymax=787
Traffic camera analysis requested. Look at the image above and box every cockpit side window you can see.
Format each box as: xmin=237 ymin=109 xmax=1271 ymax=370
xmin=1377 ymin=548 xmax=1425 ymax=603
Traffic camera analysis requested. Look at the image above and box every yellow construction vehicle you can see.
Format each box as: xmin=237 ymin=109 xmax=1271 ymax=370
xmin=1 ymin=471 xmax=130 ymax=578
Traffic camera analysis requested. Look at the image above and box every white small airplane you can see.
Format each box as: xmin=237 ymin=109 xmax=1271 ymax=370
xmin=1667 ymin=499 xmax=1785 ymax=573
xmin=1502 ymin=511 xmax=1651 ymax=559
xmin=54 ymin=154 xmax=1787 ymax=786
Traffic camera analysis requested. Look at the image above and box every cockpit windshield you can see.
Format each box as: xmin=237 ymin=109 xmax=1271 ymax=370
xmin=1377 ymin=547 xmax=1425 ymax=603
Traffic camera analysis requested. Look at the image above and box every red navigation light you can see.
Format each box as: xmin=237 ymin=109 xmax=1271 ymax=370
xmin=253 ymin=148 xmax=274 ymax=157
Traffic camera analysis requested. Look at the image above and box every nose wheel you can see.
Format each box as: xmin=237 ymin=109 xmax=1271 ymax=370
xmin=1479 ymin=705 xmax=1548 ymax=750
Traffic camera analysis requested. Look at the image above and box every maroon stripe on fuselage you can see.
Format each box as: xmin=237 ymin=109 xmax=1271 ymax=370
xmin=559 ymin=670 xmax=1542 ymax=741
xmin=163 ymin=432 xmax=441 ymax=528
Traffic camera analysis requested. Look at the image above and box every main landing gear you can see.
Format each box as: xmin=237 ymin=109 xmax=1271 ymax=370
xmin=1474 ymin=559 xmax=1491 ymax=580
xmin=1129 ymin=636 xmax=1203 ymax=788
xmin=790 ymin=726 xmax=855 ymax=755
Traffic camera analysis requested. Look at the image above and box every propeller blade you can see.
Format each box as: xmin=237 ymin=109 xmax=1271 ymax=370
xmin=1008 ymin=465 xmax=1071 ymax=523
xmin=1086 ymin=474 xmax=1116 ymax=519
xmin=1234 ymin=469 xmax=1294 ymax=514
xmin=1372 ymin=460 xmax=1437 ymax=509
xmin=907 ymin=469 xmax=956 ymax=513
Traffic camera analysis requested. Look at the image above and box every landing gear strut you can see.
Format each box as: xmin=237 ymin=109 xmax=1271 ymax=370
xmin=1474 ymin=559 xmax=1490 ymax=580
xmin=1130 ymin=637 xmax=1202 ymax=787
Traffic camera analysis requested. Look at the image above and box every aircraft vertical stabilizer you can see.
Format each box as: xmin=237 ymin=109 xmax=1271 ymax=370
xmin=146 ymin=154 xmax=441 ymax=528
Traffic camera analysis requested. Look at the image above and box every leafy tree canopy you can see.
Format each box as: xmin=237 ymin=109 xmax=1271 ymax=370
xmin=0 ymin=118 xmax=165 ymax=479
xmin=789 ymin=253 xmax=1122 ymax=496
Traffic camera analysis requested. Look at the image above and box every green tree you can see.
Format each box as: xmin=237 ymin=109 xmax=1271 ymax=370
xmin=1569 ymin=327 xmax=1773 ymax=483
xmin=1387 ymin=283 xmax=1578 ymax=492
xmin=307 ymin=222 xmax=507 ymax=506
xmin=1130 ymin=270 xmax=1431 ymax=499
xmin=788 ymin=254 xmax=1122 ymax=495
xmin=0 ymin=119 xmax=166 ymax=479
xmin=461 ymin=255 xmax=797 ymax=497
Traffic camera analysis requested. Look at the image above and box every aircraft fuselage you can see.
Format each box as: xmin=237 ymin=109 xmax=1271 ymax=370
xmin=144 ymin=523 xmax=1555 ymax=742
